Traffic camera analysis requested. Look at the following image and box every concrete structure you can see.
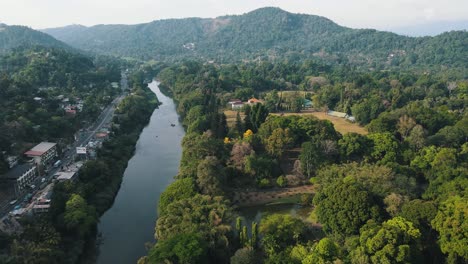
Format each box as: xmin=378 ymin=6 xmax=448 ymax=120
xmin=327 ymin=110 xmax=356 ymax=123
xmin=24 ymin=142 xmax=58 ymax=167
xmin=0 ymin=164 xmax=38 ymax=196
xmin=56 ymin=171 xmax=77 ymax=182
xmin=230 ymin=102 xmax=244 ymax=110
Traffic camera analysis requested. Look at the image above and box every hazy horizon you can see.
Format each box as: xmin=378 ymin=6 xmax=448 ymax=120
xmin=1 ymin=0 xmax=467 ymax=36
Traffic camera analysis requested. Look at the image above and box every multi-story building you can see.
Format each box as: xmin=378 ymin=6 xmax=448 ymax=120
xmin=24 ymin=142 xmax=58 ymax=167
xmin=0 ymin=163 xmax=38 ymax=197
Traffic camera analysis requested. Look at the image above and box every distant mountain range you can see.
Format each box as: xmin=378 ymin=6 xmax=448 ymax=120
xmin=0 ymin=23 xmax=69 ymax=53
xmin=2 ymin=7 xmax=467 ymax=70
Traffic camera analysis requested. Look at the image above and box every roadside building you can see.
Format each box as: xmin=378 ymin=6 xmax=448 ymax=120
xmin=55 ymin=171 xmax=77 ymax=182
xmin=24 ymin=142 xmax=58 ymax=167
xmin=0 ymin=164 xmax=38 ymax=197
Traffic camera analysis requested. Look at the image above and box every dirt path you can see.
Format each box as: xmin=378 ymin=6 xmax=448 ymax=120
xmin=232 ymin=185 xmax=316 ymax=207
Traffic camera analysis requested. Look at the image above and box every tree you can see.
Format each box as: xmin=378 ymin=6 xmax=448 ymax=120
xmin=196 ymin=156 xmax=225 ymax=196
xmin=431 ymin=196 xmax=468 ymax=262
xmin=352 ymin=217 xmax=421 ymax=264
xmin=230 ymin=141 xmax=254 ymax=170
xmin=397 ymin=115 xmax=416 ymax=139
xmin=405 ymin=124 xmax=426 ymax=150
xmin=231 ymin=248 xmax=257 ymax=264
xmin=235 ymin=111 xmax=244 ymax=137
xmin=367 ymin=132 xmax=399 ymax=164
xmin=158 ymin=178 xmax=197 ymax=216
xmin=338 ymin=132 xmax=372 ymax=161
xmin=300 ymin=141 xmax=323 ymax=177
xmin=265 ymin=128 xmax=293 ymax=157
xmin=148 ymin=232 xmax=208 ymax=264
xmin=155 ymin=195 xmax=232 ymax=252
xmin=249 ymin=103 xmax=269 ymax=132
xmin=259 ymin=214 xmax=306 ymax=254
xmin=63 ymin=194 xmax=97 ymax=237
xmin=314 ymin=180 xmax=382 ymax=235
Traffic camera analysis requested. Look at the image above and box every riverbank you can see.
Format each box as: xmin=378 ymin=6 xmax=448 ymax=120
xmin=95 ymin=81 xmax=184 ymax=264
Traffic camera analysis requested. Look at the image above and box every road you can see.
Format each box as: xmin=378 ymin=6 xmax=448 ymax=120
xmin=0 ymin=72 xmax=128 ymax=218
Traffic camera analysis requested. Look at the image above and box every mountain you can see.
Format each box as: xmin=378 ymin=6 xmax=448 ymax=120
xmin=0 ymin=23 xmax=69 ymax=53
xmin=42 ymin=7 xmax=468 ymax=69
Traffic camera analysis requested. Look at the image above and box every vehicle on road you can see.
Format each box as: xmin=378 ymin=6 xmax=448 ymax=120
xmin=53 ymin=160 xmax=62 ymax=168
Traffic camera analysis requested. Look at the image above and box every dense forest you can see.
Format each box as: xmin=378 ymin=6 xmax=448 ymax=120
xmin=43 ymin=8 xmax=468 ymax=71
xmin=136 ymin=59 xmax=466 ymax=264
xmin=0 ymin=24 xmax=70 ymax=54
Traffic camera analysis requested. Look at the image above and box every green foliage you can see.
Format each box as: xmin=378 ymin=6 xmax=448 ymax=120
xmin=431 ymin=196 xmax=468 ymax=261
xmin=276 ymin=176 xmax=288 ymax=187
xmin=259 ymin=214 xmax=306 ymax=254
xmin=196 ymin=156 xmax=225 ymax=196
xmin=265 ymin=128 xmax=293 ymax=157
xmin=314 ymin=180 xmax=382 ymax=236
xmin=148 ymin=232 xmax=208 ymax=264
xmin=63 ymin=194 xmax=97 ymax=238
xmin=352 ymin=217 xmax=421 ymax=264
xmin=158 ymin=178 xmax=197 ymax=216
xmin=367 ymin=132 xmax=400 ymax=164
xmin=231 ymin=248 xmax=257 ymax=264
xmin=155 ymin=195 xmax=232 ymax=252
xmin=44 ymin=8 xmax=468 ymax=70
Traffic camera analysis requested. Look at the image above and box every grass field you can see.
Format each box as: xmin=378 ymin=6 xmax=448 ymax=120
xmin=224 ymin=109 xmax=367 ymax=135
xmin=271 ymin=111 xmax=368 ymax=135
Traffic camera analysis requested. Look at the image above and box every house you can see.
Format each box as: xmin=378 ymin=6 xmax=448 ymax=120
xmin=65 ymin=109 xmax=77 ymax=116
xmin=230 ymin=102 xmax=244 ymax=110
xmin=24 ymin=142 xmax=58 ymax=167
xmin=0 ymin=164 xmax=38 ymax=197
xmin=247 ymin=98 xmax=263 ymax=105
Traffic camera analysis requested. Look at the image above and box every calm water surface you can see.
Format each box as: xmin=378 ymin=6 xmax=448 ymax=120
xmin=96 ymin=81 xmax=184 ymax=264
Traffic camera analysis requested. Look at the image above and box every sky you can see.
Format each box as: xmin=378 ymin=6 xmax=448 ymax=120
xmin=1 ymin=0 xmax=468 ymax=32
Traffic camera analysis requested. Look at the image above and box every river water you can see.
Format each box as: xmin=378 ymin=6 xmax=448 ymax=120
xmin=96 ymin=81 xmax=184 ymax=264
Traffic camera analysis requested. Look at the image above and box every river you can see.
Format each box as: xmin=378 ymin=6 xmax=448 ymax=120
xmin=96 ymin=81 xmax=184 ymax=264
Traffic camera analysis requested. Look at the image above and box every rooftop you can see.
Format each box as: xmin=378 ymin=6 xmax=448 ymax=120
xmin=1 ymin=164 xmax=36 ymax=180
xmin=56 ymin=171 xmax=76 ymax=181
xmin=24 ymin=142 xmax=56 ymax=156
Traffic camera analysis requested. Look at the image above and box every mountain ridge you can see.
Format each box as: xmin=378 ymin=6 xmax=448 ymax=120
xmin=40 ymin=7 xmax=468 ymax=69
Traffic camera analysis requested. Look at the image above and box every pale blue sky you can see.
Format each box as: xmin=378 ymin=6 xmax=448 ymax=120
xmin=1 ymin=0 xmax=467 ymax=30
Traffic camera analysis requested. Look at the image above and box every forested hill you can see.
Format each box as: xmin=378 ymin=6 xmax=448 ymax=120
xmin=43 ymin=7 xmax=468 ymax=70
xmin=0 ymin=24 xmax=70 ymax=53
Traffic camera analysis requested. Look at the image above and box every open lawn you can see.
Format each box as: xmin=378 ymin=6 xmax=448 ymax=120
xmin=225 ymin=110 xmax=246 ymax=128
xmin=225 ymin=109 xmax=367 ymax=135
xmin=271 ymin=110 xmax=368 ymax=135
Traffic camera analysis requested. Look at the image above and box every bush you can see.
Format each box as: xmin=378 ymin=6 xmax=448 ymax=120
xmin=276 ymin=176 xmax=288 ymax=187
xmin=258 ymin=178 xmax=271 ymax=188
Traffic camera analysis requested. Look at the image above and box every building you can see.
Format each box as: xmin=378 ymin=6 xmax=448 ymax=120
xmin=55 ymin=171 xmax=77 ymax=182
xmin=247 ymin=98 xmax=263 ymax=105
xmin=0 ymin=164 xmax=38 ymax=196
xmin=327 ymin=110 xmax=356 ymax=123
xmin=24 ymin=142 xmax=58 ymax=167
